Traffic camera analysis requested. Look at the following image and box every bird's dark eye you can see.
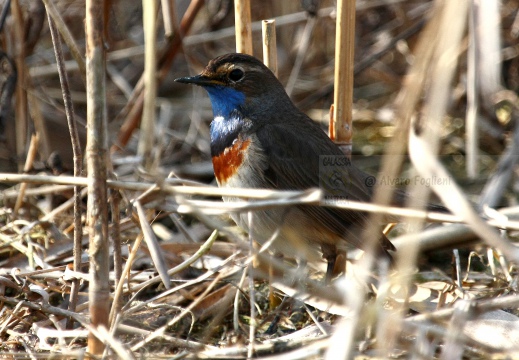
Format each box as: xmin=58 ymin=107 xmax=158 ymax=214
xmin=228 ymin=68 xmax=244 ymax=82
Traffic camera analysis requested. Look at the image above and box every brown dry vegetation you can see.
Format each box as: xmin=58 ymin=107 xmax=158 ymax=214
xmin=0 ymin=0 xmax=518 ymax=359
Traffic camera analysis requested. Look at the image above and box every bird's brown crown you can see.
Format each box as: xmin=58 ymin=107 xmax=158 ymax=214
xmin=198 ymin=53 xmax=281 ymax=92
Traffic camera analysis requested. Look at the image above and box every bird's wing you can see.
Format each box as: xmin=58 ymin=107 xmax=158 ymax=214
xmin=256 ymin=121 xmax=394 ymax=253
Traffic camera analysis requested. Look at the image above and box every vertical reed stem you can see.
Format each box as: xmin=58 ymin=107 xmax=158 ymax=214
xmin=262 ymin=19 xmax=277 ymax=76
xmin=331 ymin=0 xmax=355 ymax=154
xmin=85 ymin=0 xmax=109 ymax=354
xmin=234 ymin=0 xmax=253 ymax=55
xmin=138 ymin=0 xmax=158 ymax=171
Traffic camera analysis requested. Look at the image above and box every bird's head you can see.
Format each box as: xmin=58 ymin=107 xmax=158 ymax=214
xmin=175 ymin=53 xmax=292 ymax=120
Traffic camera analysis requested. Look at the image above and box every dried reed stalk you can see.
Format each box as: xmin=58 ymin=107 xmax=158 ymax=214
xmin=85 ymin=0 xmax=110 ymax=354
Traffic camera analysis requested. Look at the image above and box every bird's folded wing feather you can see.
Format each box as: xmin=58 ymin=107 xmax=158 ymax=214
xmin=256 ymin=121 xmax=394 ymax=252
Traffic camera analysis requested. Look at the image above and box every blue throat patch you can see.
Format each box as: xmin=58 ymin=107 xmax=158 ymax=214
xmin=204 ymin=86 xmax=246 ymax=157
xmin=204 ymin=86 xmax=246 ymax=118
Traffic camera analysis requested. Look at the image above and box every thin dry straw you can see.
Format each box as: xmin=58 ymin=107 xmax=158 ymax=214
xmin=137 ymin=0 xmax=158 ymax=171
xmin=4 ymin=173 xmax=519 ymax=230
xmin=11 ymin=0 xmax=28 ymax=171
xmin=41 ymin=0 xmax=86 ymax=84
xmin=45 ymin=7 xmax=85 ymax=329
xmin=13 ymin=134 xmax=39 ymax=215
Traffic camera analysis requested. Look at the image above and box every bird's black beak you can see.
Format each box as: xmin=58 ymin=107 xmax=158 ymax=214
xmin=175 ymin=74 xmax=221 ymax=86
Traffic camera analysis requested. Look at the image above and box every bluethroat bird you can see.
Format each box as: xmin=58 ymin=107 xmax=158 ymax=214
xmin=176 ymin=53 xmax=398 ymax=278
